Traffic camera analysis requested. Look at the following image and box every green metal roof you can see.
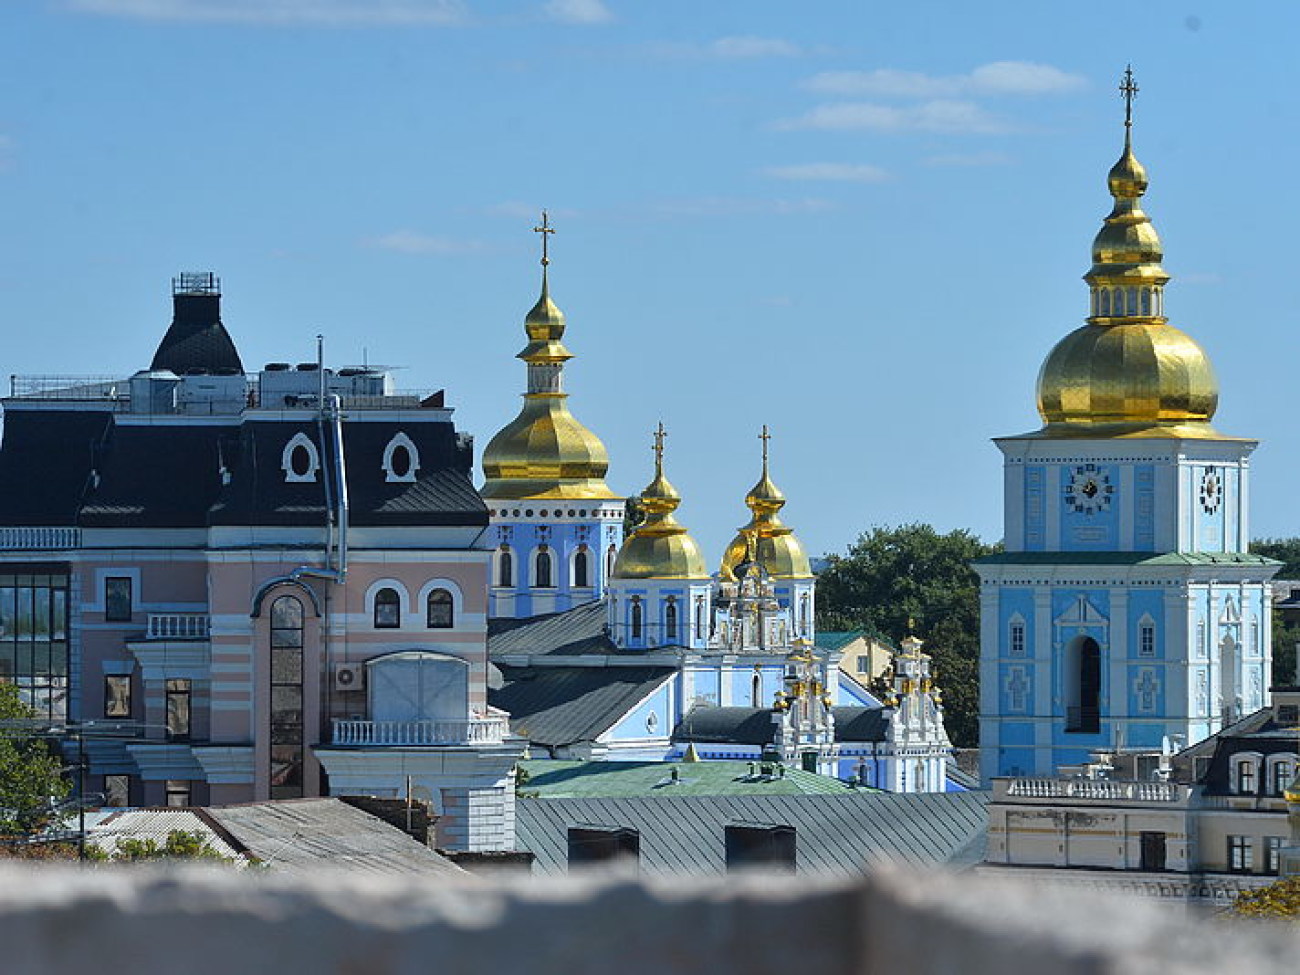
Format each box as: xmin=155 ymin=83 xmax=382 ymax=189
xmin=518 ymin=760 xmax=876 ymax=798
xmin=974 ymin=551 xmax=1280 ymax=567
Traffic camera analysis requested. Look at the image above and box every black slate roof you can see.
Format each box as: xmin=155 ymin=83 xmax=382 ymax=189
xmin=516 ymin=790 xmax=989 ymax=875
xmin=490 ymin=666 xmax=674 ymax=748
xmin=1176 ymin=705 xmax=1300 ymax=796
xmin=0 ymin=411 xmax=110 ymax=525
xmin=488 ymin=600 xmax=617 ymax=658
xmin=671 ymin=705 xmax=892 ymax=747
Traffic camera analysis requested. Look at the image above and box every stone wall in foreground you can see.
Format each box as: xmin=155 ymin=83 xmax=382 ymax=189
xmin=0 ymin=865 xmax=1294 ymax=974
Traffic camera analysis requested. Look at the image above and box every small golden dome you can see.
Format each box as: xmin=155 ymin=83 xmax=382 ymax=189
xmin=481 ymin=223 xmax=619 ymax=500
xmin=613 ymin=424 xmax=708 ymax=580
xmin=719 ymin=427 xmax=811 ymax=580
xmin=1031 ymin=75 xmax=1230 ymax=441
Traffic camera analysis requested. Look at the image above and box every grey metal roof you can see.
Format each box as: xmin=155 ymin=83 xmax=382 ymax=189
xmin=490 ymin=666 xmax=675 ymax=748
xmin=488 ymin=600 xmax=617 ymax=658
xmin=205 ymin=798 xmax=465 ymax=876
xmin=671 ymin=706 xmax=891 ymax=746
xmin=516 ymin=790 xmax=989 ymax=875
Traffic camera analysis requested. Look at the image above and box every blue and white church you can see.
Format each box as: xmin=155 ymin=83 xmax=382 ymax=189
xmin=977 ymin=80 xmax=1279 ymax=782
xmin=481 ymin=221 xmax=953 ymax=790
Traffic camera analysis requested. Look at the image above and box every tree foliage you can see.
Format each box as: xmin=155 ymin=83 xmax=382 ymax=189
xmin=1250 ymin=538 xmax=1300 ymax=685
xmin=816 ymin=523 xmax=1000 ymax=747
xmin=1233 ymin=876 xmax=1300 ymax=919
xmin=0 ymin=682 xmax=69 ymax=836
xmin=88 ymin=829 xmax=235 ymax=863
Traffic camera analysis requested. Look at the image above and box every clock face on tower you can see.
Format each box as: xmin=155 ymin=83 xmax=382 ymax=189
xmin=1063 ymin=464 xmax=1114 ymax=515
xmin=1200 ymin=467 xmax=1222 ymax=514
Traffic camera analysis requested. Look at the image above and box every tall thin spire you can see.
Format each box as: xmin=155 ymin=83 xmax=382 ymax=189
xmin=759 ymin=424 xmax=771 ymax=479
xmin=1120 ymin=64 xmax=1138 ymax=148
xmin=653 ymin=421 xmax=667 ymax=479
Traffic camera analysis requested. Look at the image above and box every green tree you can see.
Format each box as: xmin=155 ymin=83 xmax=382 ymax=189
xmin=816 ymin=523 xmax=1000 ymax=747
xmin=0 ymin=683 xmax=69 ymax=836
xmin=1250 ymin=539 xmax=1300 ymax=684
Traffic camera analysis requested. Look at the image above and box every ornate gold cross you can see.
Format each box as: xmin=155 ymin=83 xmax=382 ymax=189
xmin=533 ymin=210 xmax=555 ymax=267
xmin=1120 ymin=65 xmax=1138 ymax=131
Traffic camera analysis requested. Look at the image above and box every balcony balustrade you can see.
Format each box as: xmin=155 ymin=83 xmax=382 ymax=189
xmin=0 ymin=527 xmax=81 ymax=550
xmin=1002 ymin=777 xmax=1184 ymax=802
xmin=332 ymin=717 xmax=507 ymax=747
xmin=146 ymin=613 xmax=210 ymax=640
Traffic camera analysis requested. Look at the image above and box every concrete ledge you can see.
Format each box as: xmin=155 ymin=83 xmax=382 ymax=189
xmin=0 ymin=866 xmax=1292 ymax=974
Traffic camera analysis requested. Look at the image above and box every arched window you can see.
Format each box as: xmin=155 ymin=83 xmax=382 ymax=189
xmin=665 ymin=598 xmax=678 ymax=642
xmin=426 ymin=589 xmax=453 ymax=629
xmin=631 ymin=598 xmax=643 ymax=639
xmin=381 ymin=432 xmax=420 ymax=483
xmin=535 ymin=548 xmax=553 ymax=588
xmin=281 ymin=432 xmax=320 ymax=484
xmin=751 ymin=673 xmax=762 ymax=708
xmin=1010 ymin=621 xmax=1026 ymax=657
xmin=574 ymin=547 xmax=590 ymax=588
xmin=695 ymin=596 xmax=706 ymax=639
xmin=498 ymin=548 xmax=513 ymax=588
xmin=1065 ymin=636 xmax=1101 ymax=732
xmin=374 ymin=587 xmax=401 ymax=628
xmin=606 ymin=544 xmax=617 ymax=580
xmin=799 ymin=594 xmax=810 ymax=636
xmin=269 ymin=595 xmax=304 ymax=799
xmin=1099 ymin=290 xmax=1111 ymax=316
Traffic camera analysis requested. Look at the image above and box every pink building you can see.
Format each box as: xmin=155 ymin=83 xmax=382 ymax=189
xmin=0 ymin=273 xmax=522 ymax=851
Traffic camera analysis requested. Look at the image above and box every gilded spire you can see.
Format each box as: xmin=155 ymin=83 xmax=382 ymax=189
xmin=611 ymin=424 xmax=707 ymax=579
xmin=720 ymin=427 xmax=811 ymax=580
xmin=1032 ymin=68 xmax=1223 ymax=439
xmin=480 ymin=213 xmax=618 ymax=500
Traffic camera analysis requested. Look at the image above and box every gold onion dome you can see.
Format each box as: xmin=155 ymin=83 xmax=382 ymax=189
xmin=719 ymin=426 xmax=811 ymax=581
xmin=481 ymin=213 xmax=618 ymax=500
xmin=613 ymin=424 xmax=708 ymax=579
xmin=1034 ymin=68 xmax=1222 ymax=440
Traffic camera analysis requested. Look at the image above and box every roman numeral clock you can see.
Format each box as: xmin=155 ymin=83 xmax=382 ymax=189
xmin=1063 ymin=464 xmax=1114 ymax=515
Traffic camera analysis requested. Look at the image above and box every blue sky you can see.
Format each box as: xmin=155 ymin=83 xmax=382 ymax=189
xmin=1 ymin=1 xmax=1297 ymax=561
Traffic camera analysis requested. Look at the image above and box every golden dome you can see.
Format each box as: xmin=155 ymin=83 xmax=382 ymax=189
xmin=480 ymin=226 xmax=619 ymax=500
xmin=719 ymin=427 xmax=811 ymax=580
xmin=1031 ymin=73 xmax=1229 ymax=441
xmin=613 ymin=424 xmax=708 ymax=580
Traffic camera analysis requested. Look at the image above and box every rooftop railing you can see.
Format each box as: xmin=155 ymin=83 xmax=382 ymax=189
xmin=998 ymin=777 xmax=1187 ymax=803
xmin=332 ymin=717 xmax=507 ymax=747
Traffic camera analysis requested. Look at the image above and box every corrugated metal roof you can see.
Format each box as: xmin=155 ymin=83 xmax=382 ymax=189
xmin=206 ymin=798 xmax=465 ymax=876
xmin=488 ymin=600 xmax=617 ymax=658
xmin=91 ymin=809 xmax=246 ymax=862
xmin=519 ymin=760 xmax=875 ymax=798
xmin=516 ymin=791 xmax=989 ymax=875
xmin=491 ymin=666 xmax=674 ymax=747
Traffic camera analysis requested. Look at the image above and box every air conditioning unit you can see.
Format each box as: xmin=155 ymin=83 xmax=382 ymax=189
xmin=333 ymin=663 xmax=365 ymax=692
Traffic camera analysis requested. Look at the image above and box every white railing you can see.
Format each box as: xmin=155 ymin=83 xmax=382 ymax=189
xmin=0 ymin=527 xmax=81 ymax=550
xmin=332 ymin=717 xmax=507 ymax=747
xmin=1003 ymin=778 xmax=1184 ymax=802
xmin=146 ymin=613 xmax=210 ymax=640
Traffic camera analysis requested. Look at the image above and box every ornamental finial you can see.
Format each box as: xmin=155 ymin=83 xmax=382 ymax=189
xmin=533 ymin=209 xmax=555 ymax=267
xmin=759 ymin=424 xmax=771 ymax=476
xmin=1120 ymin=65 xmax=1139 ymax=145
xmin=653 ymin=421 xmax=666 ymax=477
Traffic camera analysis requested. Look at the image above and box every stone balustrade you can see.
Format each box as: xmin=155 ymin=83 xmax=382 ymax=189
xmin=0 ymin=866 xmax=1291 ymax=974
xmin=999 ymin=776 xmax=1187 ymax=803
xmin=0 ymin=527 xmax=81 ymax=550
xmin=332 ymin=716 xmax=507 ymax=746
xmin=146 ymin=613 xmax=211 ymax=640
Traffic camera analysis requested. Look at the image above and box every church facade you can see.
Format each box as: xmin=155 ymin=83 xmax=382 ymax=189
xmin=977 ymin=79 xmax=1279 ymax=782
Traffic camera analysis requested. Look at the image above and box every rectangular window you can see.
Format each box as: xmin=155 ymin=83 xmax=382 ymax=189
xmin=165 ymin=678 xmax=191 ymax=741
xmin=856 ymin=655 xmax=870 ymax=674
xmin=1237 ymin=760 xmax=1256 ymax=795
xmin=1229 ymin=835 xmax=1254 ymax=873
xmin=165 ymin=780 xmax=191 ymax=808
xmin=0 ymin=572 xmax=71 ymax=722
xmin=1009 ymin=623 xmax=1025 ymax=657
xmin=104 ymin=577 xmax=133 ymax=622
xmin=1267 ymin=836 xmax=1285 ymax=876
xmin=1274 ymin=762 xmax=1294 ymax=797
xmin=1139 ymin=624 xmax=1155 ymax=657
xmin=103 ymin=774 xmax=130 ymax=808
xmin=104 ymin=675 xmax=131 ymax=719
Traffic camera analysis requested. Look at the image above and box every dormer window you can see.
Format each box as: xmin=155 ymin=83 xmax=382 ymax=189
xmin=382 ymin=432 xmax=420 ymax=484
xmin=1236 ymin=758 xmax=1257 ymax=795
xmin=281 ymin=432 xmax=320 ymax=483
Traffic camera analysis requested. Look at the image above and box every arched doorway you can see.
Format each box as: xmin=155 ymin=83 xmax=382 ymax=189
xmin=1064 ymin=635 xmax=1101 ymax=732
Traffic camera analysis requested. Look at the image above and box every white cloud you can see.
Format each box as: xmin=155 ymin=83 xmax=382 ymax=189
xmin=805 ymin=61 xmax=1085 ymax=98
xmin=924 ymin=150 xmax=1013 ymax=167
xmin=764 ymin=162 xmax=888 ymax=183
xmin=776 ymin=100 xmax=1009 ymax=135
xmin=542 ymin=0 xmax=611 ymax=24
xmin=363 ymin=231 xmax=486 ymax=255
xmin=709 ymin=35 xmax=801 ymax=59
xmin=66 ymin=0 xmax=466 ymax=25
